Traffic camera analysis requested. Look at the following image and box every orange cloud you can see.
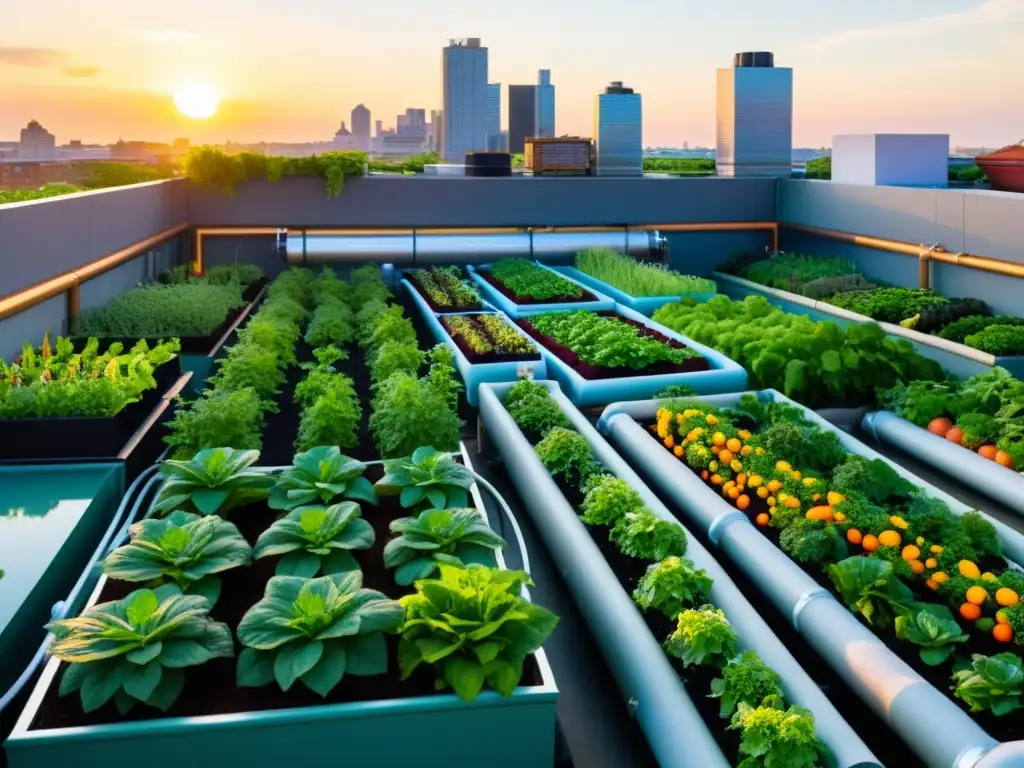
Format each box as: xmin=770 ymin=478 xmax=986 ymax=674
xmin=61 ymin=66 xmax=103 ymax=78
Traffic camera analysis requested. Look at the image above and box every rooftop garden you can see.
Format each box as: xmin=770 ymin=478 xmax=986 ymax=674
xmin=0 ymin=162 xmax=175 ymax=204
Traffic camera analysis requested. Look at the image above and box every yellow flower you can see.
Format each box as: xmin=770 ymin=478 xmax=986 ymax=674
xmin=775 ymin=460 xmax=791 ymax=472
xmin=706 ymin=414 xmax=718 ymax=426
xmin=889 ymin=516 xmax=909 ymax=530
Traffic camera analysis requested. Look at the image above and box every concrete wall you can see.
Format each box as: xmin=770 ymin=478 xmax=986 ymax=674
xmin=777 ymin=180 xmax=1024 ymax=315
xmin=0 ymin=180 xmax=187 ymax=357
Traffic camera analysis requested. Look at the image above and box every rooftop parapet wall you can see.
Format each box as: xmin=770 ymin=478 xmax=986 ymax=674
xmin=183 ymin=176 xmax=778 ymax=228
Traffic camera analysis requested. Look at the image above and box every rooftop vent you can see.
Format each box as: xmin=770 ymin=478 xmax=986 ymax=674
xmin=604 ymin=81 xmax=635 ymax=94
xmin=733 ymin=52 xmax=775 ymax=68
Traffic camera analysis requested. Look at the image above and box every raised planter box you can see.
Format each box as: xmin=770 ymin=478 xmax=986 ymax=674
xmin=551 ymin=266 xmax=717 ymax=316
xmin=466 ymin=262 xmax=616 ymax=317
xmin=478 ymin=381 xmax=878 ymax=768
xmin=402 ymin=279 xmax=546 ymax=406
xmin=0 ymin=463 xmax=125 ymax=699
xmin=714 ymin=271 xmax=1024 ymax=380
xmin=862 ymin=410 xmax=1024 ymax=519
xmin=598 ymin=389 xmax=1024 ymax=766
xmin=3 ymin=446 xmax=558 ymax=768
xmin=515 ymin=305 xmax=747 ymax=407
xmin=0 ymin=361 xmax=180 ymax=463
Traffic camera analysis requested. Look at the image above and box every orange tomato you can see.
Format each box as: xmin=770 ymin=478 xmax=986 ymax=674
xmin=718 ymin=449 xmax=734 ymax=464
xmin=932 ymin=571 xmax=949 ymax=584
xmin=995 ymin=451 xmax=1016 ymax=469
xmin=901 ymin=545 xmax=921 ymax=561
xmin=862 ymin=534 xmax=880 ymax=552
xmin=993 ymin=623 xmax=1014 ymax=643
xmin=959 ymin=602 xmax=982 ymax=621
xmin=701 ymin=470 xmax=710 ymax=481
xmin=727 ymin=487 xmax=740 ymax=500
xmin=710 ymin=474 xmax=723 ymax=486
xmin=978 ymin=444 xmax=999 ymax=461
xmin=663 ymin=436 xmax=675 ymax=448
xmin=945 ymin=427 xmax=964 ymax=445
xmin=928 ymin=417 xmax=953 ymax=436
xmin=925 ymin=579 xmax=939 ymax=590
xmin=737 ymin=495 xmax=750 ymax=511
xmin=673 ymin=445 xmax=684 ymax=458
xmin=925 ymin=558 xmax=937 ymax=569
xmin=755 ymin=513 xmax=769 ymax=527
xmin=878 ymin=530 xmax=901 ymax=548
xmin=846 ymin=528 xmax=863 ymax=545
xmin=996 ymin=588 xmax=1020 ymax=607
xmin=726 ymin=438 xmax=742 ymax=453
xmin=966 ymin=586 xmax=988 ymax=605
xmin=909 ymin=560 xmax=926 ymax=575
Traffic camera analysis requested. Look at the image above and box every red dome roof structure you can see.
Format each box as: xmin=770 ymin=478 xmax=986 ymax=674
xmin=975 ymin=140 xmax=1024 ymax=193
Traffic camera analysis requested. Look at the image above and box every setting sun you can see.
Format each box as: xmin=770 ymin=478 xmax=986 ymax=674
xmin=173 ymin=83 xmax=221 ymax=119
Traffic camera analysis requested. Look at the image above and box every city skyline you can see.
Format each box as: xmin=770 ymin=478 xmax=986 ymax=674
xmin=1 ymin=0 xmax=1022 ymax=147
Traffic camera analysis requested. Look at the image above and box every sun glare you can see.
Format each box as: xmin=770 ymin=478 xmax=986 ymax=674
xmin=173 ymin=83 xmax=221 ymax=119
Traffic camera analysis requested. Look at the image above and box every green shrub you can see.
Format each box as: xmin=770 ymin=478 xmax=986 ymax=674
xmin=574 ymin=249 xmax=714 ymax=296
xmin=504 ymin=380 xmax=570 ymax=437
xmin=580 ymin=475 xmax=644 ymax=526
xmin=609 ymin=509 xmax=688 ymax=561
xmin=209 ymin=340 xmax=287 ymax=411
xmin=426 ymin=344 xmax=462 ymax=411
xmin=165 ymin=387 xmax=264 ymax=458
xmin=742 ymin=253 xmax=856 ymax=294
xmin=78 ymin=282 xmax=244 ymax=337
xmin=237 ymin=314 xmax=300 ymax=367
xmin=710 ymin=650 xmax=784 ymax=719
xmin=206 ymin=264 xmax=264 ymax=287
xmin=371 ymin=341 xmax=424 ymax=383
xmin=304 ymin=298 xmax=355 ymax=347
xmin=828 ymin=287 xmax=948 ymax=323
xmin=295 ymin=375 xmax=361 ymax=451
xmin=535 ymin=427 xmax=601 ymax=481
xmin=370 ymin=372 xmax=462 ymax=458
xmin=632 ymin=556 xmax=713 ymax=618
xmin=362 ymin=305 xmax=416 ymax=353
xmin=800 ymin=274 xmax=876 ymax=300
xmin=665 ymin=604 xmax=737 ymax=668
xmin=964 ymin=325 xmax=1024 ymax=356
xmin=267 ymin=267 xmax=316 ymax=307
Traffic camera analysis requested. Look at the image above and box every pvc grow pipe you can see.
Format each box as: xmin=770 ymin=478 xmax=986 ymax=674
xmin=863 ymin=411 xmax=1024 ymax=519
xmin=477 ymin=382 xmax=730 ymax=768
xmin=598 ymin=392 xmax=1011 ymax=767
xmin=479 ymin=381 xmax=880 ymax=768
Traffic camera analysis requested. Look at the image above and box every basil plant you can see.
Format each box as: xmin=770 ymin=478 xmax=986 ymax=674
xmin=154 ymin=447 xmax=274 ymax=517
xmin=375 ymin=446 xmax=475 ymax=510
xmin=253 ymin=502 xmax=375 ymax=577
xmin=269 ymin=446 xmax=377 ymax=511
xmin=103 ymin=511 xmax=252 ymax=607
xmin=384 ymin=507 xmax=505 ymax=585
xmin=398 ymin=564 xmax=558 ymax=701
xmin=48 ymin=585 xmax=234 ymax=714
xmin=237 ymin=572 xmax=403 ymax=696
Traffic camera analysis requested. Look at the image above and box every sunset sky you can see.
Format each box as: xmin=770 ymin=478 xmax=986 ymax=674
xmin=1 ymin=0 xmax=1022 ymax=148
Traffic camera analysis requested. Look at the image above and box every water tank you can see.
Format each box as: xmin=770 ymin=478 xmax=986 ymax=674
xmin=733 ymin=51 xmax=775 ymax=68
xmin=464 ymin=151 xmax=512 ymax=177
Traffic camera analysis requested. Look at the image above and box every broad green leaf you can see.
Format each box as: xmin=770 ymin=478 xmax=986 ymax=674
xmin=444 ymin=656 xmax=485 ymax=701
xmin=346 ymin=476 xmax=378 ymax=505
xmin=274 ymin=641 xmax=324 ymax=691
xmin=58 ymin=659 xmax=94 ymax=696
xmin=236 ymin=647 xmax=276 ymax=687
xmin=485 ymin=658 xmax=523 ymax=696
xmin=320 ymin=549 xmax=359 ymax=575
xmin=126 ymin=642 xmax=163 ymax=665
xmin=425 ymin=489 xmax=447 ymax=510
xmin=191 ymin=488 xmax=230 ymax=516
xmin=122 ymin=661 xmax=163 ymax=701
xmin=186 ymin=576 xmax=222 ymax=608
xmin=125 ymin=590 xmax=159 ymax=626
xmin=396 ymin=557 xmax=439 ymax=585
xmin=277 ymin=550 xmax=322 ymax=578
xmin=300 ymin=641 xmax=347 ymax=696
xmin=400 ymin=486 xmax=426 ymax=508
xmin=343 ymin=632 xmax=388 ymax=677
xmin=80 ymin=660 xmax=128 ymax=712
xmin=147 ymin=667 xmax=186 ymax=711
xmin=160 ymin=639 xmax=217 ymax=668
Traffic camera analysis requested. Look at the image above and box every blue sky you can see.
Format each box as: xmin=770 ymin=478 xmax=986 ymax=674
xmin=1 ymin=0 xmax=1022 ymax=146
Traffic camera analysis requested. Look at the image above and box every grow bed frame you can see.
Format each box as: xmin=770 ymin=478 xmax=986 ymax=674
xmin=862 ymin=410 xmax=1024 ymax=519
xmin=513 ymin=305 xmax=747 ymax=407
xmin=402 ymin=278 xmax=547 ymax=406
xmin=3 ymin=444 xmax=558 ymax=768
xmin=598 ymin=389 xmax=1024 ymax=767
xmin=477 ymin=381 xmax=878 ymax=768
xmin=466 ymin=262 xmax=616 ymax=317
xmin=551 ymin=266 xmax=717 ymax=316
xmin=403 ymin=267 xmax=486 ymax=314
xmin=714 ymin=271 xmax=1024 ymax=380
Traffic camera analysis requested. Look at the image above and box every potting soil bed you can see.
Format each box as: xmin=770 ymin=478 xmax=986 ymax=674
xmin=405 ymin=268 xmax=484 ymax=313
xmin=440 ymin=314 xmax=542 ymax=365
xmin=29 ymin=463 xmax=543 ymax=731
xmin=517 ymin=312 xmax=710 ymax=380
xmin=475 ymin=269 xmax=598 ymax=306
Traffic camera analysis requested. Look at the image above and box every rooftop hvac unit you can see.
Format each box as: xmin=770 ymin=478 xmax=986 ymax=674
xmin=733 ymin=51 xmax=775 ymax=67
xmin=464 ymin=151 xmax=512 ymax=177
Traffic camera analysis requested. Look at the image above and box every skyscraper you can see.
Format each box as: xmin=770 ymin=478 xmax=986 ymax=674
xmin=716 ymin=52 xmax=793 ymax=178
xmin=594 ymin=81 xmax=642 ymax=176
xmin=351 ymin=104 xmax=371 ymax=152
xmin=487 ymin=83 xmax=502 ymax=151
xmin=508 ymin=84 xmax=536 ymax=155
xmin=535 ymin=70 xmax=555 ymax=138
xmin=441 ymin=38 xmax=489 ymax=162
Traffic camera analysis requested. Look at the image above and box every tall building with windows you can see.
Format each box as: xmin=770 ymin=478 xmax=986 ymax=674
xmin=487 ymin=83 xmax=502 ymax=151
xmin=18 ymin=120 xmax=56 ymax=160
xmin=594 ymin=82 xmax=642 ymax=176
xmin=716 ymin=52 xmax=793 ymax=178
xmin=534 ymin=70 xmax=555 ymax=138
xmin=351 ymin=104 xmax=371 ymax=151
xmin=508 ymin=84 xmax=536 ymax=155
xmin=442 ymin=38 xmax=488 ymax=161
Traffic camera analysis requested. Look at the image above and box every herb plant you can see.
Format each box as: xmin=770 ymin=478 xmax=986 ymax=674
xmin=102 ymin=511 xmax=252 ymax=606
xmin=710 ymin=650 xmax=784 ymax=719
xmin=665 ymin=604 xmax=738 ymax=668
xmin=236 ymin=572 xmax=403 ymax=695
xmin=269 ymin=446 xmax=377 ymax=509
xmin=253 ymin=502 xmax=375 ymax=576
xmin=504 ymin=379 xmax=571 ymax=437
xmin=370 ymin=372 xmax=462 ymax=458
xmin=633 ymin=556 xmax=713 ymax=619
xmin=397 ymin=564 xmax=559 ymax=700
xmin=77 ymin=282 xmax=244 ymax=338
xmin=965 ymin=325 xmax=1024 ymax=356
xmin=580 ymin=475 xmax=644 ymax=526
xmin=304 ymin=298 xmax=355 ymax=347
xmin=294 ymin=374 xmax=361 ymax=452
xmin=209 ymin=340 xmax=287 ymax=411
xmin=575 ymin=249 xmax=715 ymax=296
xmin=375 ymin=446 xmax=475 ymax=509
xmin=48 ymin=585 xmax=234 ymax=713
xmin=153 ymin=447 xmax=274 ymax=517
xmin=371 ymin=340 xmax=424 ymax=383
xmin=384 ymin=507 xmax=505 ymax=584
xmin=164 ymin=387 xmax=265 ymax=459
xmin=535 ymin=427 xmax=601 ymax=481
xmin=426 ymin=344 xmax=462 ymax=411
xmin=728 ymin=701 xmax=825 ymax=768
xmin=489 ymin=259 xmax=584 ymax=301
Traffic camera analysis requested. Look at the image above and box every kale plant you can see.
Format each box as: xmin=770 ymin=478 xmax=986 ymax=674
xmin=710 ymin=650 xmax=784 ymax=719
xmin=236 ymin=572 xmax=403 ymax=696
xmin=269 ymin=445 xmax=377 ymax=510
xmin=397 ymin=564 xmax=558 ymax=700
xmin=103 ymin=511 xmax=252 ymax=606
xmin=728 ymin=701 xmax=825 ymax=768
xmin=665 ymin=604 xmax=738 ymax=668
xmin=632 ymin=556 xmax=713 ymax=619
xmin=48 ymin=585 xmax=234 ymax=713
xmin=384 ymin=507 xmax=505 ymax=584
xmin=579 ymin=475 xmax=644 ymax=526
xmin=894 ymin=607 xmax=968 ymax=666
xmin=610 ymin=509 xmax=688 ymax=561
xmin=952 ymin=653 xmax=1024 ymax=716
xmin=253 ymin=502 xmax=375 ymax=576
xmin=534 ymin=427 xmax=601 ymax=481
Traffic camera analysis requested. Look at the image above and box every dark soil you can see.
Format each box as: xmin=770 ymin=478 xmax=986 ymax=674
xmin=477 ymin=269 xmax=597 ymax=305
xmin=30 ymin=463 xmax=543 ymax=731
xmin=516 ymin=312 xmax=711 ymax=381
xmin=406 ymin=269 xmax=484 ymax=313
xmin=440 ymin=314 xmax=541 ymax=365
xmin=645 ymin=434 xmax=1024 ymax=742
